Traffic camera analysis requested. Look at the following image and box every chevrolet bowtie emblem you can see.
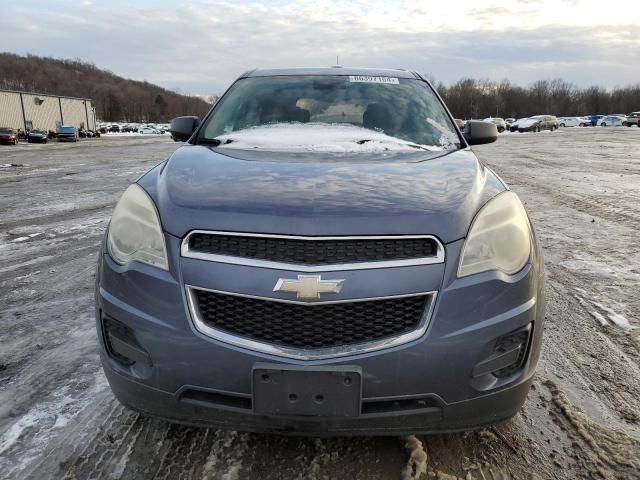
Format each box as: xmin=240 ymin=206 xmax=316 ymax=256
xmin=273 ymin=275 xmax=345 ymax=300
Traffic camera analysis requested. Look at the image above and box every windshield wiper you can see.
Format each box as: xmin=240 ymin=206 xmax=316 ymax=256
xmin=197 ymin=138 xmax=222 ymax=146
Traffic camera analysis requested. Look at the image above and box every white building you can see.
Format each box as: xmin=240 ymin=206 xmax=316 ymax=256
xmin=0 ymin=89 xmax=96 ymax=132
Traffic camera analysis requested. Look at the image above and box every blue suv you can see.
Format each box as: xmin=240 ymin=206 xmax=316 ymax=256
xmin=95 ymin=68 xmax=544 ymax=435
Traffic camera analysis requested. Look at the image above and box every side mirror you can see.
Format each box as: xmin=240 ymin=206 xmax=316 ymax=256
xmin=464 ymin=120 xmax=498 ymax=145
xmin=169 ymin=116 xmax=199 ymax=142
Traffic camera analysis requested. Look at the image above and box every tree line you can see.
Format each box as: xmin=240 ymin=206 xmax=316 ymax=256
xmin=3 ymin=53 xmax=639 ymax=122
xmin=0 ymin=53 xmax=214 ymax=122
xmin=432 ymin=77 xmax=640 ymax=119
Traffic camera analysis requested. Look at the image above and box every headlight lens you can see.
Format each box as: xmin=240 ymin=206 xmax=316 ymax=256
xmin=107 ymin=184 xmax=168 ymax=270
xmin=458 ymin=191 xmax=531 ymax=278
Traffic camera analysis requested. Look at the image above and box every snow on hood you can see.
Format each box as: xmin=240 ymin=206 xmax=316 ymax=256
xmin=214 ymin=123 xmax=444 ymax=153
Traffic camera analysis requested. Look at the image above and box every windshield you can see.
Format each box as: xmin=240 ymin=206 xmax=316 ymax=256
xmin=199 ymin=75 xmax=461 ymax=153
xmin=0 ymin=128 xmax=14 ymax=134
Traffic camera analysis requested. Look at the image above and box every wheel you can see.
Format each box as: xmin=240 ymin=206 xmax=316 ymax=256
xmin=625 ymin=123 xmax=631 ymax=127
xmin=498 ymin=127 xmax=504 ymax=133
xmin=579 ymin=123 xmax=585 ymax=127
xmin=601 ymin=123 xmax=606 ymax=127
xmin=560 ymin=123 xmax=565 ymax=127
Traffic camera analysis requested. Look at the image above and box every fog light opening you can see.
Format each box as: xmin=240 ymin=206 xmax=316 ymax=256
xmin=492 ymin=323 xmax=532 ymax=378
xmin=101 ymin=313 xmax=151 ymax=367
xmin=471 ymin=323 xmax=533 ymax=379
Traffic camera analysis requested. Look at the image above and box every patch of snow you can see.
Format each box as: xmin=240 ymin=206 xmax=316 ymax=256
xmin=592 ymin=302 xmax=635 ymax=331
xmin=11 ymin=232 xmax=43 ymax=243
xmin=215 ymin=123 xmax=444 ymax=153
xmin=590 ymin=310 xmax=609 ymax=326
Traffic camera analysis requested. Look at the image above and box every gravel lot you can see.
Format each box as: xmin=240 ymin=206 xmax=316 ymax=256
xmin=0 ymin=129 xmax=639 ymax=479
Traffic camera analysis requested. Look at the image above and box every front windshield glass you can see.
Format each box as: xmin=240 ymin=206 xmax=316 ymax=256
xmin=200 ymin=75 xmax=461 ymax=153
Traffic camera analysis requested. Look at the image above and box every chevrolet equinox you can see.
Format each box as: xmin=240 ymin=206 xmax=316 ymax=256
xmin=95 ymin=67 xmax=545 ymax=435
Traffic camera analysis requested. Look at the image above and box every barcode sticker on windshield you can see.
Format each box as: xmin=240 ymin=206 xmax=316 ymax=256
xmin=349 ymin=76 xmax=399 ymax=85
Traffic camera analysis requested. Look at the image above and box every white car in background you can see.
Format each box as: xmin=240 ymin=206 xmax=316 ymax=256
xmin=559 ymin=116 xmax=590 ymax=127
xmin=138 ymin=126 xmax=160 ymax=134
xmin=483 ymin=117 xmax=507 ymax=133
xmin=597 ymin=115 xmax=627 ymax=127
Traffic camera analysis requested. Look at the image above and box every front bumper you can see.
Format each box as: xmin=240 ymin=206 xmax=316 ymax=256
xmin=96 ymin=234 xmax=545 ymax=435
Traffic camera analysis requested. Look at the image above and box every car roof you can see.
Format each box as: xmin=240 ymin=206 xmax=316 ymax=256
xmin=240 ymin=67 xmax=419 ymax=79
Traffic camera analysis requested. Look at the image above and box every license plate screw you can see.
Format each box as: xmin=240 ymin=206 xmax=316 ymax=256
xmin=288 ymin=393 xmax=298 ymax=403
xmin=343 ymin=377 xmax=352 ymax=386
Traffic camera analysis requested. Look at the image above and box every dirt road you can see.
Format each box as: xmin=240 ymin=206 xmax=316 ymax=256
xmin=0 ymin=130 xmax=638 ymax=479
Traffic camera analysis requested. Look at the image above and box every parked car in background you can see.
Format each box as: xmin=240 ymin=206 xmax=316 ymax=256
xmin=454 ymin=118 xmax=465 ymax=130
xmin=97 ymin=67 xmax=544 ymax=436
xmin=57 ymin=125 xmax=79 ymax=142
xmin=0 ymin=127 xmax=19 ymax=145
xmin=483 ymin=117 xmax=507 ymax=133
xmin=587 ymin=115 xmax=604 ymax=126
xmin=597 ymin=115 xmax=626 ymax=127
xmin=509 ymin=118 xmax=526 ymax=132
xmin=138 ymin=126 xmax=160 ymax=134
xmin=109 ymin=125 xmax=121 ymax=133
xmin=624 ymin=112 xmax=640 ymax=127
xmin=558 ymin=117 xmax=590 ymax=127
xmin=27 ymin=129 xmax=49 ymax=143
xmin=517 ymin=115 xmax=559 ymax=132
xmin=505 ymin=118 xmax=515 ymax=129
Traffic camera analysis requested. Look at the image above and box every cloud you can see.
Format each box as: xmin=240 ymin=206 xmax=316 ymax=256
xmin=1 ymin=0 xmax=639 ymax=94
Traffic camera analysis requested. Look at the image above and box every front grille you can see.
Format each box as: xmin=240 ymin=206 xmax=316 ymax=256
xmin=188 ymin=233 xmax=438 ymax=266
xmin=193 ymin=289 xmax=428 ymax=350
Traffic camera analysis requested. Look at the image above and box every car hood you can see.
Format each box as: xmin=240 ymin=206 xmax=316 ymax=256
xmin=138 ymin=145 xmax=506 ymax=243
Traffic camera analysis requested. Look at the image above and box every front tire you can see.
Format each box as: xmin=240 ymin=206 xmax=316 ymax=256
xmin=601 ymin=123 xmax=606 ymax=127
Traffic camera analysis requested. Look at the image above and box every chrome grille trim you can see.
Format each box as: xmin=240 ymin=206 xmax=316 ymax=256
xmin=186 ymin=285 xmax=438 ymax=360
xmin=180 ymin=230 xmax=445 ymax=272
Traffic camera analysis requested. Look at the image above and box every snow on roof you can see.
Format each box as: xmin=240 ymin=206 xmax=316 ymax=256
xmin=215 ymin=123 xmax=443 ymax=153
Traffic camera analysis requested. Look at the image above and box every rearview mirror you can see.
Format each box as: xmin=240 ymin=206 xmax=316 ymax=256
xmin=463 ymin=120 xmax=498 ymax=145
xmin=169 ymin=116 xmax=200 ymax=142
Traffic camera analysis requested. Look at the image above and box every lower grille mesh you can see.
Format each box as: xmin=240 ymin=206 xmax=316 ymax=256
xmin=193 ymin=289 xmax=428 ymax=350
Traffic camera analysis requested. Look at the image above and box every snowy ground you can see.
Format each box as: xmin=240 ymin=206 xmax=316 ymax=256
xmin=0 ymin=130 xmax=639 ymax=479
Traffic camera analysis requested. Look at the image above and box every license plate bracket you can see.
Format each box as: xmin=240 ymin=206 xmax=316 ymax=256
xmin=252 ymin=364 xmax=362 ymax=417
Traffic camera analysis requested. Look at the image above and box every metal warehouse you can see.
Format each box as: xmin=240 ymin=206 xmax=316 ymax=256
xmin=0 ymin=89 xmax=96 ymax=132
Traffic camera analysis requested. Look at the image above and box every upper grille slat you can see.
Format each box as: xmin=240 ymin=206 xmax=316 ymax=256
xmin=188 ymin=233 xmax=438 ymax=266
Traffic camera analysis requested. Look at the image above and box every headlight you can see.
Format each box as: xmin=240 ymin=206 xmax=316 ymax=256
xmin=458 ymin=191 xmax=531 ymax=278
xmin=107 ymin=184 xmax=169 ymax=270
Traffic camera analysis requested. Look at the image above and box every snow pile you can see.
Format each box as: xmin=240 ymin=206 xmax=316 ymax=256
xmin=401 ymin=435 xmax=428 ymax=480
xmin=215 ymin=123 xmax=443 ymax=153
xmin=592 ymin=302 xmax=635 ymax=331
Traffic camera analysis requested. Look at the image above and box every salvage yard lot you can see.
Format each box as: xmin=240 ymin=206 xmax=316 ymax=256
xmin=0 ymin=129 xmax=639 ymax=479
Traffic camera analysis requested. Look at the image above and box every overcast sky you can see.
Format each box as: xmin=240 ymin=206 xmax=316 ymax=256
xmin=3 ymin=0 xmax=640 ymax=96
